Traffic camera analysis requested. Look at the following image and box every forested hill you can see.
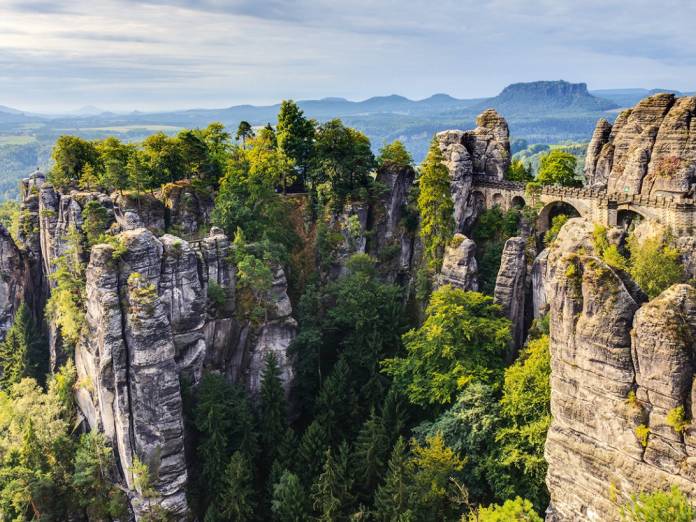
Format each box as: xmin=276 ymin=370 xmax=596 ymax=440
xmin=0 ymin=80 xmax=685 ymax=200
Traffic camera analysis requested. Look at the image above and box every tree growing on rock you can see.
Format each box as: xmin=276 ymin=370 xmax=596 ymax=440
xmin=417 ymin=137 xmax=454 ymax=271
xmin=377 ymin=140 xmax=413 ymax=169
xmin=277 ymin=100 xmax=315 ymax=187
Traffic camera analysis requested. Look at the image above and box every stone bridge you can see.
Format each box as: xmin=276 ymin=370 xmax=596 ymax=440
xmin=471 ymin=177 xmax=696 ymax=234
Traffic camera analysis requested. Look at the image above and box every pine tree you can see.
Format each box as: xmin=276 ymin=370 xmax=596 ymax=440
xmin=271 ymin=470 xmax=309 ymax=522
xmin=314 ymin=358 xmax=355 ymax=444
xmin=276 ymin=100 xmax=315 ymax=186
xmin=0 ymin=303 xmax=47 ymax=390
xmin=259 ymin=352 xmax=288 ymax=470
xmin=298 ymin=420 xmax=329 ymax=485
xmin=417 ymin=137 xmax=454 ymax=271
xmin=219 ymin=451 xmax=256 ymax=522
xmin=353 ymin=409 xmax=388 ymax=501
xmin=380 ymin=388 xmax=408 ymax=446
xmin=374 ymin=437 xmax=412 ymax=521
xmin=310 ymin=444 xmax=353 ymax=521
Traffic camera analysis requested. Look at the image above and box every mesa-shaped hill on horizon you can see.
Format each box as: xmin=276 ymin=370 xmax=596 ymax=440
xmin=0 ymin=80 xmax=690 ymax=200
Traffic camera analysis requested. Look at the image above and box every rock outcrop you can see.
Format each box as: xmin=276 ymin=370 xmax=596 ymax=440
xmin=531 ymin=248 xmax=549 ymax=319
xmin=437 ymin=109 xmax=511 ymax=231
xmin=368 ymin=164 xmax=418 ymax=283
xmin=584 ymin=93 xmax=696 ymax=197
xmin=161 ymin=181 xmax=214 ymax=238
xmin=544 ymin=218 xmax=696 ymax=521
xmin=76 ymin=229 xmax=189 ymax=518
xmin=0 ymin=224 xmax=26 ymax=340
xmin=493 ymin=236 xmax=528 ymax=353
xmin=0 ymin=172 xmax=299 ymax=520
xmin=436 ymin=234 xmax=478 ymax=291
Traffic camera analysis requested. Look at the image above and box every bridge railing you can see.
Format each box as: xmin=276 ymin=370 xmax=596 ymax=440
xmin=470 ymin=176 xmax=694 ymax=209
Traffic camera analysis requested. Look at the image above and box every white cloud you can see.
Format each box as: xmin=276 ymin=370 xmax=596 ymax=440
xmin=0 ymin=0 xmax=695 ymax=112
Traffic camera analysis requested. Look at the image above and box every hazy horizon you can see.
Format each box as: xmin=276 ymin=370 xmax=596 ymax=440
xmin=2 ymin=0 xmax=695 ymax=113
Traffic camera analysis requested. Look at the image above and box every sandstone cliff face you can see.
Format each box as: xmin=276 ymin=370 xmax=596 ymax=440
xmin=75 ymin=230 xmax=189 ymax=518
xmin=161 ymin=181 xmax=214 ymax=238
xmin=0 ymin=224 xmax=26 ymax=340
xmin=436 ymin=234 xmax=478 ymax=292
xmin=585 ymin=93 xmax=696 ymax=197
xmin=493 ymin=236 xmax=528 ymax=354
xmin=1 ymin=176 xmax=299 ymax=519
xmin=437 ymin=109 xmax=511 ymax=231
xmin=368 ymin=164 xmax=418 ymax=283
xmin=73 ymin=224 xmax=297 ymax=518
xmin=544 ymin=219 xmax=696 ymax=521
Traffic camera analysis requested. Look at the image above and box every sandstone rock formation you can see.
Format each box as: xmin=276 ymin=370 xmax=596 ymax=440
xmin=584 ymin=93 xmax=696 ymax=197
xmin=531 ymin=248 xmax=549 ymax=319
xmin=437 ymin=109 xmax=511 ymax=231
xmin=161 ymin=181 xmax=214 ymax=238
xmin=368 ymin=164 xmax=418 ymax=283
xmin=493 ymin=236 xmax=528 ymax=353
xmin=0 ymin=224 xmax=26 ymax=340
xmin=0 ymin=173 xmax=299 ymax=519
xmin=436 ymin=234 xmax=478 ymax=291
xmin=544 ymin=218 xmax=696 ymax=521
xmin=75 ymin=229 xmax=189 ymax=518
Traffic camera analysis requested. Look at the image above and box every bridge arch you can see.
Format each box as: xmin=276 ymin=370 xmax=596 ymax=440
xmin=617 ymin=208 xmax=644 ymax=230
xmin=511 ymin=195 xmax=526 ymax=209
xmin=491 ymin=193 xmax=504 ymax=207
xmin=537 ymin=201 xmax=582 ymax=234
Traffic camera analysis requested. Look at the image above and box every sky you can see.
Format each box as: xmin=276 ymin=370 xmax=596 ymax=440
xmin=1 ymin=0 xmax=695 ymax=113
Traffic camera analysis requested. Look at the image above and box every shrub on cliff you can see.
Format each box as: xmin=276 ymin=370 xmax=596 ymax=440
xmin=622 ymin=486 xmax=694 ymax=522
xmin=628 ymin=233 xmax=684 ymax=299
xmin=468 ymin=497 xmax=542 ymax=521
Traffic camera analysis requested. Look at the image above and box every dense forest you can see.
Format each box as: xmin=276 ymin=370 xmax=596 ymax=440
xmin=0 ymin=99 xmax=691 ymax=522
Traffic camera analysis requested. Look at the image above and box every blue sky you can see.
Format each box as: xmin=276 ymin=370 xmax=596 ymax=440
xmin=1 ymin=0 xmax=695 ymax=112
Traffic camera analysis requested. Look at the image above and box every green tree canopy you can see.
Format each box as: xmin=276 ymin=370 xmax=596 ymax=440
xmin=218 ymin=451 xmax=257 ymax=522
xmin=493 ymin=335 xmax=551 ymax=511
xmin=417 ymin=137 xmax=454 ymax=271
xmin=536 ymin=150 xmax=580 ymax=187
xmin=49 ymin=135 xmax=100 ymax=190
xmin=236 ymin=121 xmax=255 ymax=148
xmin=382 ymin=286 xmax=510 ymax=408
xmin=271 ymin=470 xmax=309 ymax=521
xmin=468 ymin=497 xmax=543 ymax=521
xmin=0 ymin=303 xmax=48 ymax=390
xmin=276 ymin=100 xmax=315 ymax=185
xmin=622 ymin=487 xmax=695 ymax=522
xmin=377 ymin=140 xmax=413 ymax=169
xmin=505 ymin=159 xmax=533 ymax=182
xmin=312 ymin=118 xmax=375 ymax=201
xmin=628 ymin=231 xmax=684 ymax=299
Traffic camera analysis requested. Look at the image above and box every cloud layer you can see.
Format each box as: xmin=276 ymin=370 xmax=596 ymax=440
xmin=1 ymin=0 xmax=695 ymax=112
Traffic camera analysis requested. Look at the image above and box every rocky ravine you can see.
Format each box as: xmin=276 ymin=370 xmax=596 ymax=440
xmin=543 ymin=219 xmax=696 ymax=521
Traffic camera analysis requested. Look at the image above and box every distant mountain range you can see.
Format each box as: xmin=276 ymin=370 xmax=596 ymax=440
xmin=0 ymin=80 xmax=693 ymax=200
